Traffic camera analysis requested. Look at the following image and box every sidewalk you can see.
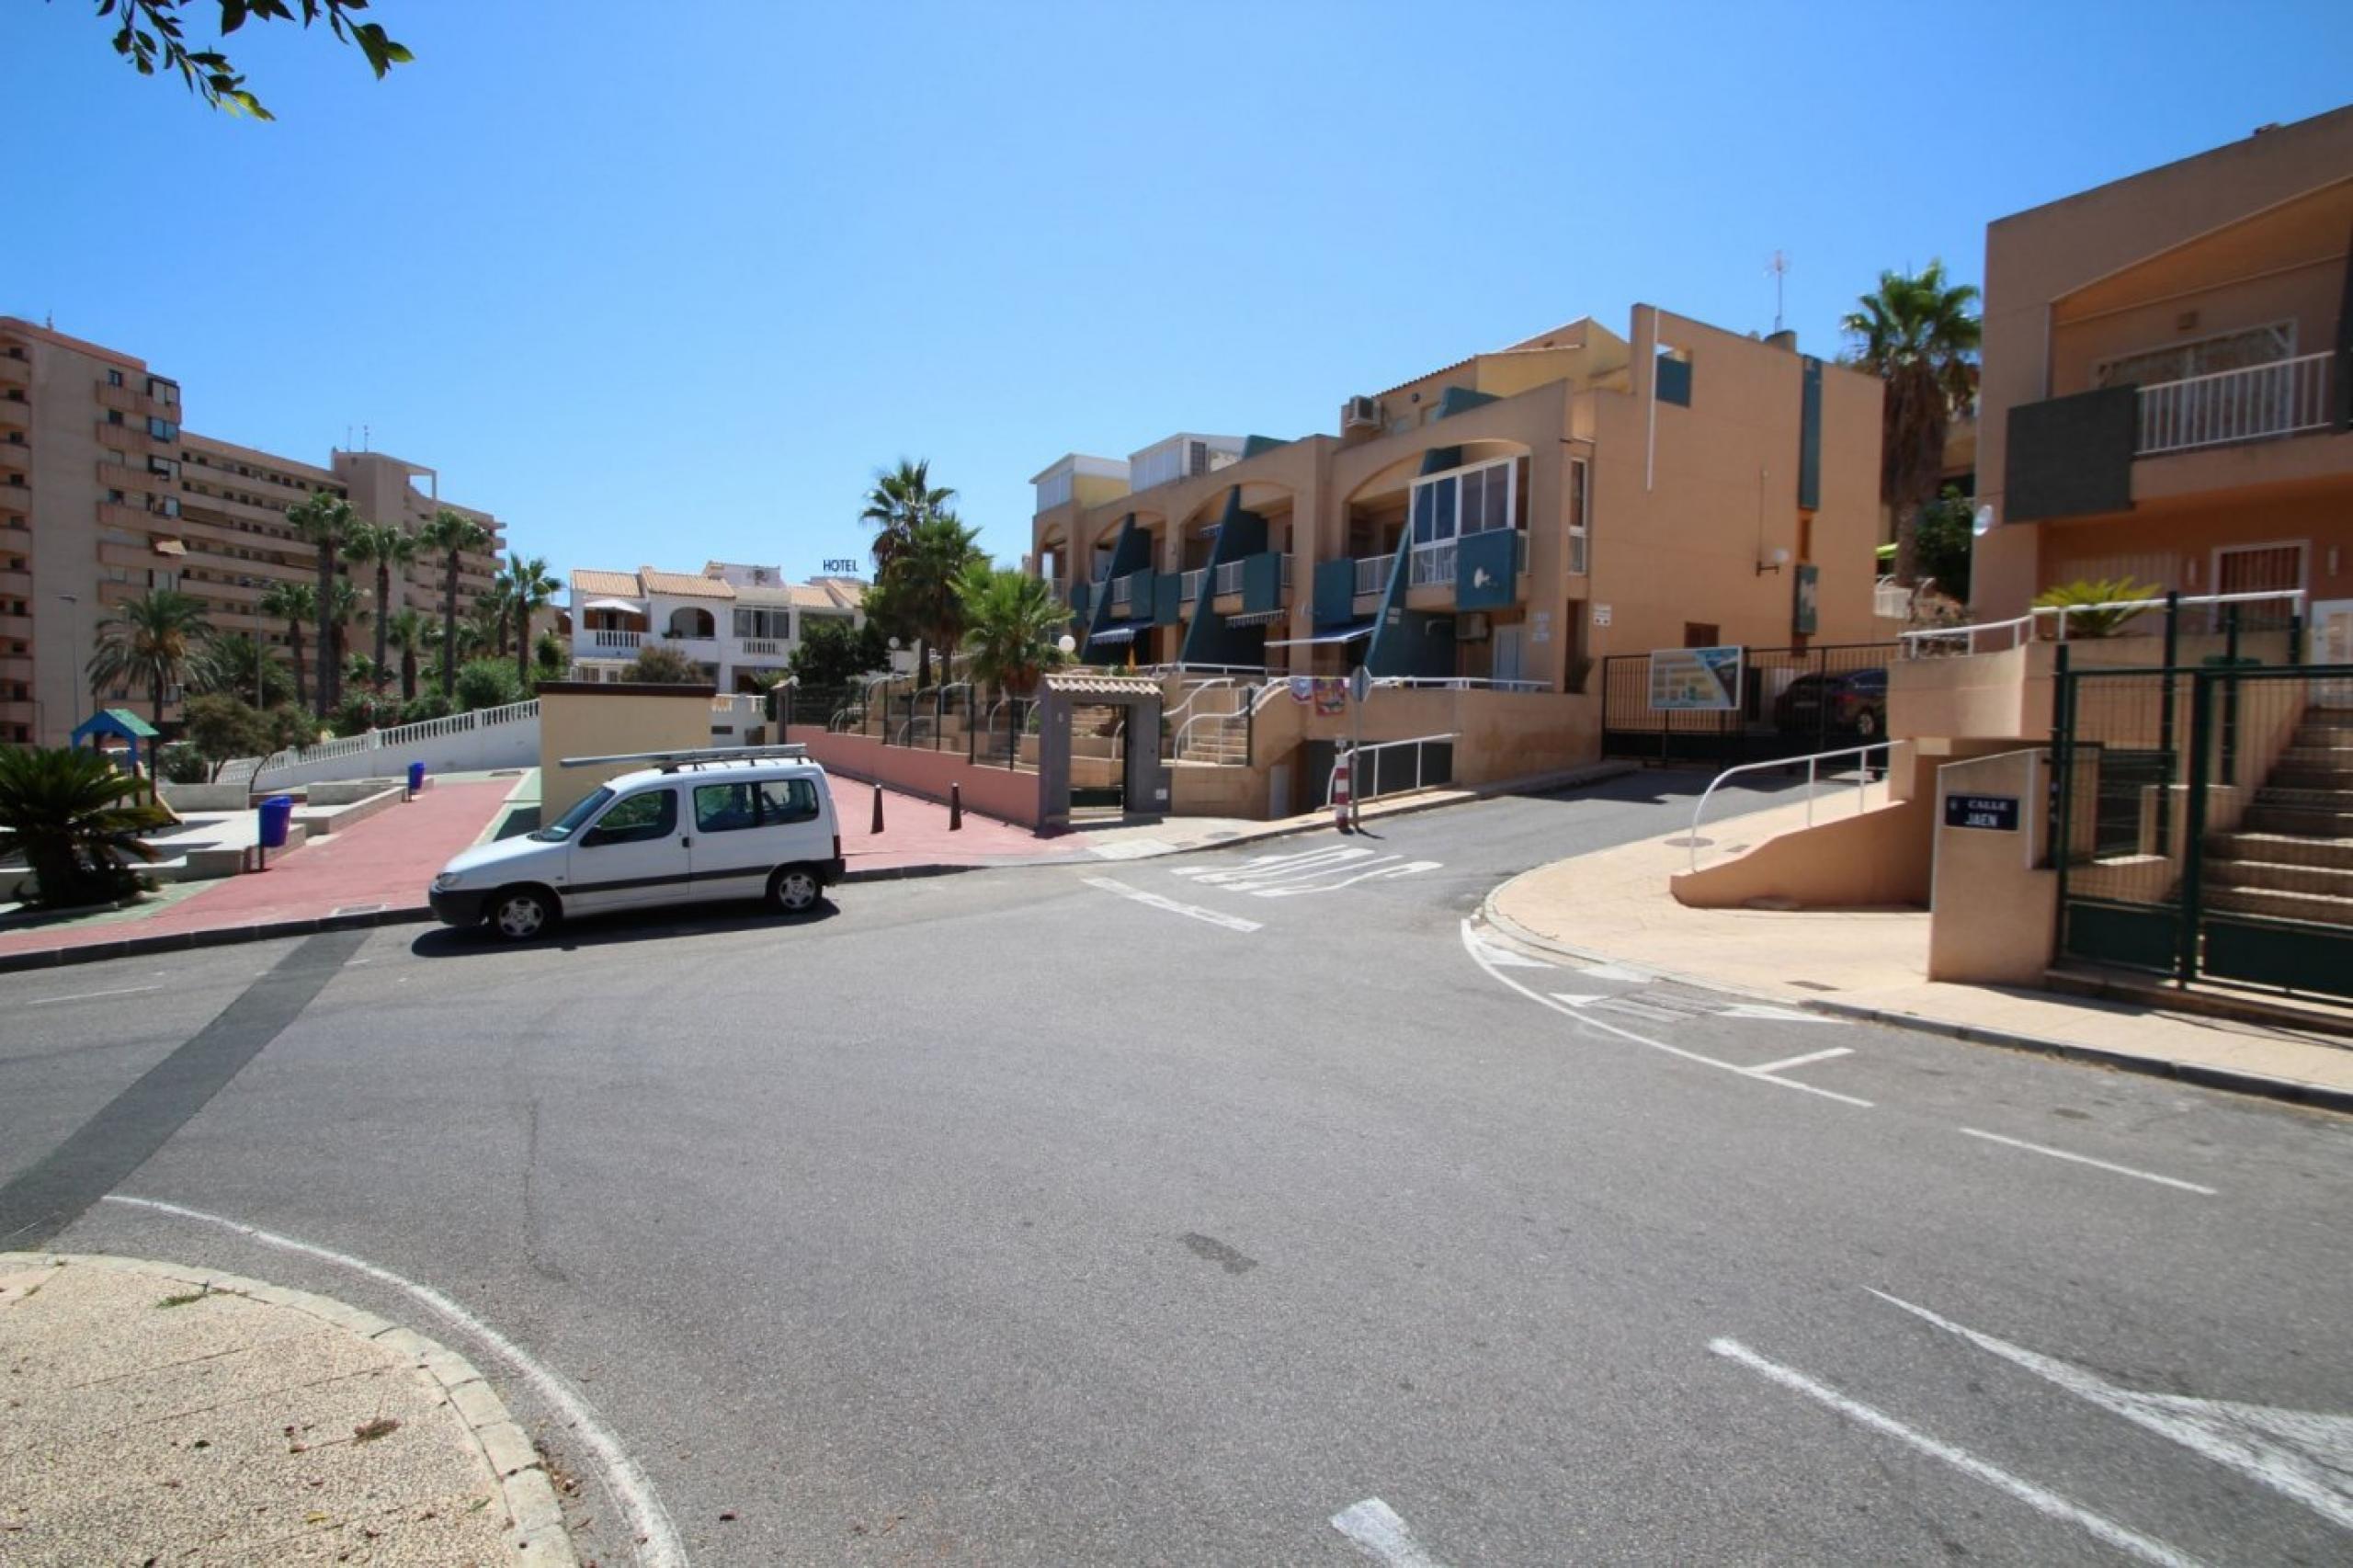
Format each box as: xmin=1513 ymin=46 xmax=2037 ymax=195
xmin=0 ymin=1253 xmax=570 ymax=1564
xmin=0 ymin=778 xmax=518 ymax=970
xmin=1485 ymin=793 xmax=2353 ymax=1110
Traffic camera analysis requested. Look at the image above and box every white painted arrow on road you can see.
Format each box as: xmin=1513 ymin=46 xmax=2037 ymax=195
xmin=1874 ymin=1290 xmax=2353 ymax=1531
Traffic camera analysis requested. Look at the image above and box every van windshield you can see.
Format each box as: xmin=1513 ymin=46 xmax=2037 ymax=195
xmin=531 ymin=786 xmax=614 ymax=843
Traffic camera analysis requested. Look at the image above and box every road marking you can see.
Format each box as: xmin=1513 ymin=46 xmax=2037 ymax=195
xmin=1872 ymin=1290 xmax=2353 ymax=1531
xmin=1461 ymin=922 xmax=1870 ymax=1108
xmin=100 ymin=1194 xmax=688 ymax=1568
xmin=1548 ymin=992 xmax=1608 ymax=1006
xmin=1958 ymin=1128 xmax=2216 ymax=1196
xmin=1251 ymin=859 xmax=1441 ymax=897
xmin=1081 ymin=876 xmax=1264 ymax=933
xmin=1748 ymin=1046 xmax=1854 ymax=1075
xmin=1709 ymin=1336 xmax=2207 ymax=1568
xmin=1467 ymin=937 xmax=1553 ymax=969
xmin=1721 ymin=1003 xmax=1834 ymax=1023
xmin=1330 ymin=1498 xmax=1451 ymax=1567
xmin=1592 ymin=995 xmax=1686 ymax=1023
xmin=1179 ymin=846 xmax=1366 ymax=885
xmin=27 ymin=983 xmax=165 ymax=1006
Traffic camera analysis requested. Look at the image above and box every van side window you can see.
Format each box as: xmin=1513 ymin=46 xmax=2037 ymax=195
xmin=694 ymin=782 xmax=760 ymax=834
xmin=758 ymin=778 xmax=821 ymax=824
xmin=588 ymin=789 xmax=676 ymax=845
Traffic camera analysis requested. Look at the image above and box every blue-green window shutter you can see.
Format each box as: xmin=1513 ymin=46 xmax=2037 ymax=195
xmin=1655 ymin=354 xmax=1692 ymax=407
xmin=1798 ymin=357 xmax=1823 ymax=510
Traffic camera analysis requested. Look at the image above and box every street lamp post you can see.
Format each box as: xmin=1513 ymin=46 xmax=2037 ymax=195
xmin=239 ymin=578 xmax=264 ymax=707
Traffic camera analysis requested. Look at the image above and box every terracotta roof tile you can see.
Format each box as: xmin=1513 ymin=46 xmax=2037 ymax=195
xmin=571 ymin=568 xmax=642 ymax=597
xmin=638 ymin=567 xmax=735 ymax=599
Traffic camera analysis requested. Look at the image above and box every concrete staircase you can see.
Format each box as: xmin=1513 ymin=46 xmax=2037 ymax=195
xmin=2205 ymin=706 xmax=2353 ymax=925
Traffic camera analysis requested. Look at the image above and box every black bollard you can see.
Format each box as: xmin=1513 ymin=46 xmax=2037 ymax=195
xmin=949 ymin=782 xmax=963 ymax=831
xmin=871 ymin=782 xmax=885 ymax=835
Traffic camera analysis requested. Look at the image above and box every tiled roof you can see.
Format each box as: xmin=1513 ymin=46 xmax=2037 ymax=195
xmin=572 ymin=568 xmax=642 ymax=597
xmin=637 ymin=567 xmax=735 ymax=600
xmin=787 ymin=584 xmax=847 ymax=608
xmin=1042 ymin=674 xmax=1162 ymax=696
xmin=809 ymin=577 xmax=867 ymax=608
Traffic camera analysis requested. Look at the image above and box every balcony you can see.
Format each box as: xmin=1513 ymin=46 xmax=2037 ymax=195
xmin=1212 ymin=560 xmax=1245 ymax=598
xmin=0 ymin=568 xmax=28 ymax=597
xmin=736 ymin=637 xmax=785 ymax=658
xmin=1408 ymin=540 xmax=1456 ymax=588
xmin=1355 ymin=553 xmax=1395 ymax=597
xmin=1108 ymin=578 xmax=1135 ymax=617
xmin=0 ymin=354 xmax=27 ymax=388
xmin=1179 ymin=567 xmax=1206 ymax=603
xmin=0 ymin=397 xmax=28 ymax=430
xmin=584 ymin=629 xmax=645 ymax=652
xmin=2137 ymin=351 xmax=2335 ymax=456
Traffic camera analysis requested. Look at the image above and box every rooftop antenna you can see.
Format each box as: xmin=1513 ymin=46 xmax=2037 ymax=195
xmin=362 ymin=423 xmax=370 ymax=452
xmin=1767 ymin=250 xmax=1789 ymax=335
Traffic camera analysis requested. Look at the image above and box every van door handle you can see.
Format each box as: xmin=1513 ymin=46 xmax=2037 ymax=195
xmin=681 ymin=835 xmax=692 ymax=847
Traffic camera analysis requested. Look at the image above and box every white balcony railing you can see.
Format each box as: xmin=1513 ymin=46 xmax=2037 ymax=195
xmin=588 ymin=629 xmax=644 ymax=651
xmin=1355 ymin=553 xmax=1395 ymax=596
xmin=1873 ymin=578 xmax=1912 ymax=619
xmin=1179 ymin=567 xmax=1206 ymax=603
xmin=1409 ymin=540 xmax=1457 ymax=588
xmin=1213 ymin=560 xmax=1245 ymax=597
xmin=2136 ymin=350 xmax=2334 ymax=456
xmin=737 ymin=638 xmax=784 ymax=656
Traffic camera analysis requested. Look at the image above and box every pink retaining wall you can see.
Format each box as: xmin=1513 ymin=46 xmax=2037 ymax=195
xmin=786 ymin=727 xmax=1044 ymax=830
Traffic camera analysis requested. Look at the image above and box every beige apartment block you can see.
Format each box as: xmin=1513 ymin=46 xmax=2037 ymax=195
xmin=1030 ymin=303 xmax=1884 ymax=699
xmin=0 ymin=317 xmax=504 ymax=746
xmin=1973 ymin=104 xmax=2353 ymax=633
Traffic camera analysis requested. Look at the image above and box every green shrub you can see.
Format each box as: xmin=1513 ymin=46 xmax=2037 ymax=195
xmin=159 ymin=744 xmax=210 ymax=785
xmin=454 ymin=658 xmax=527 ymax=711
xmin=400 ymin=692 xmax=453 ymax=725
xmin=2033 ymin=577 xmax=2160 ymax=639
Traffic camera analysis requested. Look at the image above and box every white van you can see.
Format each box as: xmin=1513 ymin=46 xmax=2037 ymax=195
xmin=429 ymin=746 xmax=845 ymax=940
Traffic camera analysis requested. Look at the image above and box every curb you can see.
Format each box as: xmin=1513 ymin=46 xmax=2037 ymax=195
xmin=0 ymin=904 xmax=436 ymax=975
xmin=0 ymin=1251 xmax=575 ymax=1565
xmin=1475 ymin=884 xmax=2353 ymax=1119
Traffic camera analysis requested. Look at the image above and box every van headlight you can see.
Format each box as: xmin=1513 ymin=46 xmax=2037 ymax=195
xmin=432 ymin=871 xmax=461 ymax=892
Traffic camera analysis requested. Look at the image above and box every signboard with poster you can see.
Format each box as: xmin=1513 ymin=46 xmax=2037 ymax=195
xmin=1646 ymin=645 xmax=1743 ymax=710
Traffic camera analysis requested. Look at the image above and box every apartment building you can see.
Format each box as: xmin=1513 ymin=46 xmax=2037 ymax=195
xmin=1030 ymin=304 xmax=1884 ymax=695
xmin=567 ymin=562 xmax=870 ymax=691
xmin=0 ymin=317 xmax=505 ymax=747
xmin=1972 ymin=105 xmax=2353 ymax=640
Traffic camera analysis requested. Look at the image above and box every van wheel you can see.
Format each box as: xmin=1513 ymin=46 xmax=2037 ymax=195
xmin=768 ymin=864 xmax=823 ymax=915
xmin=489 ymin=886 xmax=555 ymax=941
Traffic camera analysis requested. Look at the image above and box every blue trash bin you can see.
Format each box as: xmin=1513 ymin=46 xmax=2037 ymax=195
xmin=407 ymin=761 xmax=426 ymax=794
xmin=257 ymin=794 xmax=295 ymax=849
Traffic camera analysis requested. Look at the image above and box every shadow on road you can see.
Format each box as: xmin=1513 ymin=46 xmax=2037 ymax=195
xmin=407 ymin=899 xmax=840 ymax=959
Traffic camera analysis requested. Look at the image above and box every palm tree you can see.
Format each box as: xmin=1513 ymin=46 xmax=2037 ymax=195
xmin=956 ymin=562 xmax=1070 ymax=699
xmin=85 ymin=588 xmax=211 ymax=726
xmin=324 ymin=577 xmax=369 ymax=688
xmin=467 ymin=593 xmax=507 ymax=661
xmin=185 ymin=631 xmax=292 ymax=709
xmin=418 ymin=507 xmax=490 ymax=700
xmin=256 ymin=580 xmax=316 ymax=711
xmin=386 ymin=608 xmax=426 ymax=701
xmin=881 ymin=514 xmax=983 ymax=687
xmin=0 ymin=746 xmax=159 ymax=907
xmin=344 ymin=652 xmax=389 ymax=694
xmin=344 ymin=520 xmax=415 ymax=681
xmin=1842 ymin=260 xmax=1982 ymax=586
xmin=496 ymin=553 xmax=562 ymax=687
xmin=285 ymin=491 xmax=358 ymax=711
xmin=861 ymin=459 xmax=956 ymax=578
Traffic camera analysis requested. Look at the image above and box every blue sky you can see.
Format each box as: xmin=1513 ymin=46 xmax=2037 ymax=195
xmin=6 ymin=2 xmax=2349 ymax=576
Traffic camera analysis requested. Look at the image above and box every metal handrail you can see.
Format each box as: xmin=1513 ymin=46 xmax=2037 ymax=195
xmin=1324 ymin=733 xmax=1458 ymax=808
xmin=1687 ymin=742 xmax=1894 ymax=874
xmin=1174 ymin=708 xmax=1250 ymax=762
xmin=1371 ymin=676 xmax=1548 ymax=692
xmin=1902 ymin=588 xmax=2305 ymax=657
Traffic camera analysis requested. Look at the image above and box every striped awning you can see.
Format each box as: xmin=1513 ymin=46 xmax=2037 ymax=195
xmin=1089 ymin=625 xmax=1141 ymax=645
xmin=1222 ymin=608 xmax=1287 ymax=628
xmin=1264 ymin=622 xmax=1375 ymax=648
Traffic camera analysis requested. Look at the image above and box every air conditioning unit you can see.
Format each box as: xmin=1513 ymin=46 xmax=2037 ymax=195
xmin=1458 ymin=613 xmax=1491 ymax=642
xmin=1342 ymin=395 xmax=1381 ymax=430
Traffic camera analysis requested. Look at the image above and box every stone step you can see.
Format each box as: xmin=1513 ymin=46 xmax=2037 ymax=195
xmin=2240 ymin=805 xmax=2353 ymax=838
xmin=2279 ymin=745 xmax=2353 ymax=767
xmin=2264 ymin=766 xmax=2353 ymax=792
xmin=2206 ymin=856 xmax=2353 ymax=899
xmin=2255 ymin=785 xmax=2353 ymax=808
xmin=2206 ymin=882 xmax=2353 ymax=928
xmin=2206 ymin=832 xmax=2353 ymax=871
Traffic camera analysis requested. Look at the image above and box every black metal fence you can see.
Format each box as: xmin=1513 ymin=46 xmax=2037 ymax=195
xmin=1599 ymin=642 xmax=1900 ymax=765
xmin=2054 ymin=657 xmax=2353 ymax=998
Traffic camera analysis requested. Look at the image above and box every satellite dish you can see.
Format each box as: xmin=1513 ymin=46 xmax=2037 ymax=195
xmin=1972 ymin=504 xmax=1995 ymax=538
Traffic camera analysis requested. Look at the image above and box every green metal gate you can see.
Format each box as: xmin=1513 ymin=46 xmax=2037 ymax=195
xmin=2053 ymin=659 xmax=2353 ymax=998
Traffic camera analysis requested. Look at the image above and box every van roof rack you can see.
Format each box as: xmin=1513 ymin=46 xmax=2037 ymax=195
xmin=558 ymin=743 xmax=812 ymax=773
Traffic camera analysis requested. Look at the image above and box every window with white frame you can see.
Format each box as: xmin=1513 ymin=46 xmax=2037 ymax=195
xmin=1408 ymin=455 xmax=1518 ymax=548
xmin=1568 ymin=457 xmax=1589 ymax=574
xmin=2093 ymin=322 xmax=2293 ymax=390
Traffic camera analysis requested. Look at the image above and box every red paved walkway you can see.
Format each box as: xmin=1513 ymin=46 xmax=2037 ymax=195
xmin=0 ymin=779 xmax=514 ymax=959
xmin=824 ymin=778 xmax=1083 ymax=872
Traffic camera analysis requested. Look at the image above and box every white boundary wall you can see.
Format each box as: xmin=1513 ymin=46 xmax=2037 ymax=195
xmin=248 ymin=701 xmax=541 ymax=790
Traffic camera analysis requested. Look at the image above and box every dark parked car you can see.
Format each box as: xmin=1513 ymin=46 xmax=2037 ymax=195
xmin=1774 ymin=666 xmax=1888 ymax=738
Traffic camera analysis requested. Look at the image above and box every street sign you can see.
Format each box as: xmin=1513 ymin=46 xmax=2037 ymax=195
xmin=1349 ymin=665 xmax=1372 ymax=704
xmin=1647 ymin=646 xmax=1742 ymax=710
xmin=1944 ymin=793 xmax=2020 ymax=832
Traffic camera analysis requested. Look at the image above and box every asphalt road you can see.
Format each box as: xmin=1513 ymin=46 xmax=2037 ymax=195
xmin=5 ymin=770 xmax=2350 ymax=1566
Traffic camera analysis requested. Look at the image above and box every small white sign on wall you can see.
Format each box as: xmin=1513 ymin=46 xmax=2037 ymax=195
xmin=1592 ymin=603 xmax=1613 ymax=628
xmin=1530 ymin=610 xmax=1552 ymax=645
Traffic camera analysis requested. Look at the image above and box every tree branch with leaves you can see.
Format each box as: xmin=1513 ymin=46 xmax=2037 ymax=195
xmin=85 ymin=0 xmax=411 ymax=119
